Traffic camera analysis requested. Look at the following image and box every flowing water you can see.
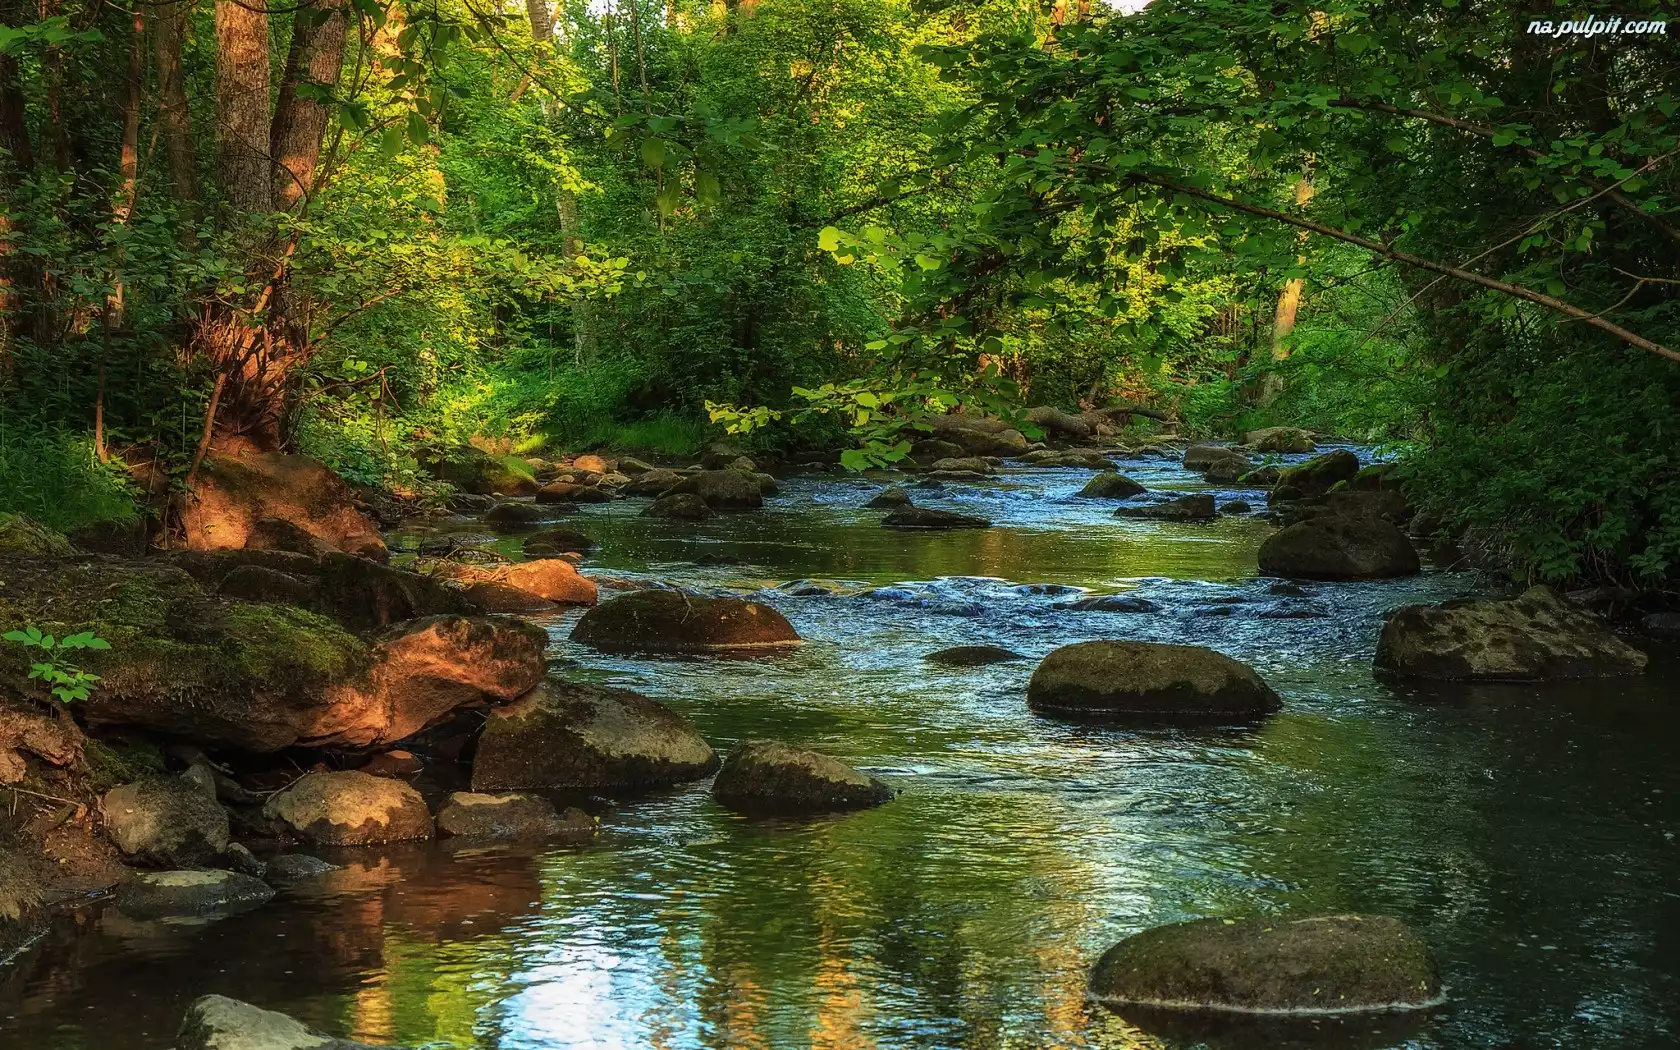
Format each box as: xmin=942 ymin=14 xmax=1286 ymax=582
xmin=4 ymin=451 xmax=1678 ymax=1050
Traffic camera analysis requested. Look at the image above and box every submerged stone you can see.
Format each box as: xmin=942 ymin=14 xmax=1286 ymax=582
xmin=1076 ymin=472 xmax=1147 ymax=499
xmin=435 ymin=792 xmax=595 ymax=843
xmin=1027 ymin=641 xmax=1280 ymax=721
xmin=925 ymin=645 xmax=1024 ymax=666
xmin=177 ymin=995 xmax=404 ymax=1050
xmin=644 ymin=492 xmax=714 ymax=520
xmin=864 ymin=485 xmax=913 ymax=509
xmin=1089 ymin=914 xmax=1440 ymax=1013
xmin=114 ymin=869 xmax=274 ymax=920
xmin=882 ymin=507 xmax=992 ymax=530
xmin=1115 ymin=494 xmax=1216 ymax=521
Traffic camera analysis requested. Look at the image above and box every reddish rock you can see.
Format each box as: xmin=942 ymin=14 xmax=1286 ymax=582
xmin=177 ymin=453 xmax=387 ymax=561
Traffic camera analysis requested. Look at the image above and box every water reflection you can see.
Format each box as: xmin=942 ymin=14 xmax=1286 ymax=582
xmin=3 ymin=459 xmax=1677 ymax=1049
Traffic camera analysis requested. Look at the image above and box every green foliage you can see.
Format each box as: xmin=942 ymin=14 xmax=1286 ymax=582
xmin=3 ymin=626 xmax=110 ymax=704
xmin=0 ymin=420 xmax=138 ymax=532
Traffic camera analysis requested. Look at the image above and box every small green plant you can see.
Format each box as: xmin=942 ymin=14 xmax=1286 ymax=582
xmin=3 ymin=626 xmax=110 ymax=703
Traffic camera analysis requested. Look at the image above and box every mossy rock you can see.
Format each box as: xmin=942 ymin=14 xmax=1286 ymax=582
xmin=1077 ymin=472 xmax=1146 ymax=499
xmin=1258 ymin=515 xmax=1420 ymax=580
xmin=422 ymin=446 xmax=538 ymax=497
xmin=0 ymin=514 xmax=76 ymax=557
xmin=712 ymin=740 xmax=896 ymax=815
xmin=1027 ymin=640 xmax=1280 ymax=722
xmin=1089 ymin=914 xmax=1441 ymax=1013
xmin=572 ymin=590 xmax=800 ymax=653
xmin=1375 ymin=586 xmax=1649 ymax=680
xmin=1273 ymin=449 xmax=1360 ymax=501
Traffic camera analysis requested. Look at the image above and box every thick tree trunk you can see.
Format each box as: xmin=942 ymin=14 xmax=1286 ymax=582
xmin=1261 ymin=168 xmax=1316 ymax=404
xmin=0 ymin=0 xmax=36 ymax=368
xmin=214 ymin=0 xmax=272 ymax=215
xmin=271 ymin=0 xmax=349 ymax=214
xmin=152 ymin=0 xmax=199 ymax=207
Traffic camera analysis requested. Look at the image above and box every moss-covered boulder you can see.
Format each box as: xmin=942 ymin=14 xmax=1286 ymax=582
xmin=423 ymin=446 xmax=538 ymax=497
xmin=1182 ymin=445 xmax=1255 ymax=478
xmin=471 ymin=681 xmax=718 ymax=794
xmin=572 ymin=590 xmax=800 ymax=653
xmin=177 ymin=453 xmax=388 ymax=561
xmin=1115 ymin=494 xmax=1216 ymax=521
xmin=263 ymin=770 xmax=433 ymax=846
xmin=1077 ymin=472 xmax=1146 ymax=499
xmin=484 ymin=501 xmax=567 ymax=531
xmin=925 ymin=415 xmax=1030 ymax=456
xmin=177 ymin=995 xmax=405 ymax=1050
xmin=929 ymin=456 xmax=996 ymax=474
xmin=101 ymin=774 xmax=229 ymax=868
xmin=658 ymin=469 xmax=764 ymax=510
xmin=435 ymin=792 xmax=595 ymax=843
xmin=1027 ymin=641 xmax=1280 ymax=721
xmin=522 ymin=526 xmax=595 ymax=557
xmin=1 ymin=559 xmax=544 ymax=751
xmin=712 ymin=740 xmax=896 ymax=815
xmin=0 ymin=513 xmax=76 ymax=556
xmin=1375 ymin=586 xmax=1649 ymax=680
xmin=623 ymin=468 xmax=686 ymax=496
xmin=535 ymin=480 xmax=614 ymax=504
xmin=1089 ymin=915 xmax=1440 ymax=1013
xmin=1244 ymin=427 xmax=1316 ymax=453
xmin=644 ymin=492 xmax=714 ymax=520
xmin=178 ymin=550 xmax=473 ymax=631
xmin=1258 ymin=515 xmax=1420 ymax=580
xmin=1272 ymin=449 xmax=1360 ymax=502
xmin=864 ymin=485 xmax=913 ymax=509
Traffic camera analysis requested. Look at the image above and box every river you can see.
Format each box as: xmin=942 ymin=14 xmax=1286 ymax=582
xmin=3 ymin=449 xmax=1677 ymax=1049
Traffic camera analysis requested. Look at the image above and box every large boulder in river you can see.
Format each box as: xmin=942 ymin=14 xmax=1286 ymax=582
xmin=622 ymin=468 xmax=686 ymax=496
xmin=0 ymin=560 xmax=547 ymax=751
xmin=1114 ymin=494 xmax=1216 ymax=521
xmin=434 ymin=792 xmax=595 ymax=843
xmin=572 ymin=590 xmax=800 ymax=653
xmin=186 ymin=550 xmax=473 ymax=631
xmin=177 ymin=453 xmax=387 ymax=562
xmin=865 ymin=485 xmax=913 ymax=509
xmin=1183 ymin=445 xmax=1256 ymax=484
xmin=114 ymin=869 xmax=275 ymax=920
xmin=644 ymin=492 xmax=714 ymax=520
xmin=925 ymin=414 xmax=1030 ymax=457
xmin=1027 ymin=641 xmax=1280 ymax=721
xmin=1258 ymin=515 xmax=1420 ymax=580
xmin=178 ymin=995 xmax=405 ymax=1050
xmin=882 ymin=506 xmax=992 ymax=530
xmin=263 ymin=770 xmax=434 ymax=846
xmin=101 ymin=774 xmax=229 ymax=868
xmin=659 ymin=469 xmax=764 ymax=509
xmin=1375 ymin=586 xmax=1649 ymax=681
xmin=471 ymin=681 xmax=718 ymax=793
xmin=535 ymin=480 xmax=613 ymax=504
xmin=1272 ymin=448 xmax=1360 ymax=501
xmin=712 ymin=740 xmax=896 ymax=815
xmin=522 ymin=526 xmax=595 ymax=557
xmin=1077 ymin=472 xmax=1146 ymax=499
xmin=1244 ymin=426 xmax=1315 ymax=453
xmin=421 ymin=558 xmax=597 ymax=606
xmin=1089 ymin=915 xmax=1440 ymax=1012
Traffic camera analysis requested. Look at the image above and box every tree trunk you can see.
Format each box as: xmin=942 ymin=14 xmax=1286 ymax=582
xmin=0 ymin=0 xmax=36 ymax=369
xmin=152 ymin=0 xmax=199 ymax=208
xmin=271 ymin=0 xmax=349 ymax=214
xmin=214 ymin=0 xmax=272 ymax=216
xmin=1261 ymin=168 xmax=1316 ymax=404
xmin=525 ymin=0 xmax=594 ymax=363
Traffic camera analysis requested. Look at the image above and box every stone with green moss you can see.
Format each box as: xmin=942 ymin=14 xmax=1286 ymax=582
xmin=0 ymin=514 xmax=76 ymax=557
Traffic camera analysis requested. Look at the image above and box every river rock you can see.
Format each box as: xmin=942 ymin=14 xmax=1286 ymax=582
xmin=1057 ymin=595 xmax=1159 ymax=614
xmin=1375 ymin=586 xmax=1649 ymax=680
xmin=930 ymin=456 xmax=996 ymax=474
xmin=644 ymin=492 xmax=714 ymax=520
xmin=1258 ymin=515 xmax=1420 ymax=580
xmin=882 ymin=507 xmax=992 ymax=530
xmin=925 ymin=645 xmax=1024 ymax=666
xmin=177 ymin=995 xmax=403 ymax=1050
xmin=622 ymin=468 xmax=686 ymax=496
xmin=471 ymin=681 xmax=718 ymax=793
xmin=865 ymin=485 xmax=913 ymax=509
xmin=423 ymin=446 xmax=538 ymax=496
xmin=1089 ymin=915 xmax=1440 ymax=1012
xmin=101 ymin=775 xmax=230 ymax=868
xmin=1245 ymin=427 xmax=1316 ymax=453
xmin=1077 ymin=472 xmax=1146 ymax=499
xmin=183 ymin=550 xmax=474 ymax=632
xmin=926 ymin=415 xmax=1030 ymax=457
xmin=484 ymin=501 xmax=561 ymax=531
xmin=263 ymin=771 xmax=434 ymax=846
xmin=424 ymin=558 xmax=596 ymax=606
xmin=1026 ymin=641 xmax=1280 ymax=720
xmin=1026 ymin=406 xmax=1093 ymax=440
xmin=572 ymin=590 xmax=800 ymax=653
xmin=712 ymin=740 xmax=896 ymax=815
xmin=114 ymin=869 xmax=275 ymax=920
xmin=1182 ymin=444 xmax=1254 ymax=478
xmin=460 ymin=581 xmax=554 ymax=613
xmin=176 ymin=453 xmax=388 ymax=562
xmin=522 ymin=526 xmax=595 ymax=557
xmin=1115 ymin=494 xmax=1216 ymax=521
xmin=659 ymin=469 xmax=764 ymax=510
xmin=1644 ymin=612 xmax=1680 ymax=640
xmin=535 ymin=481 xmax=613 ymax=504
xmin=1272 ymin=449 xmax=1360 ymax=501
xmin=265 ymin=854 xmax=342 ymax=883
xmin=434 ymin=792 xmax=595 ymax=842
xmin=910 ymin=438 xmax=967 ymax=463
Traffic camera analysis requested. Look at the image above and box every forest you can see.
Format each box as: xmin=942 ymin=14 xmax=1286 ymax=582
xmin=2 ymin=4 xmax=1679 ymax=1050
xmin=0 ymin=0 xmax=1673 ymax=585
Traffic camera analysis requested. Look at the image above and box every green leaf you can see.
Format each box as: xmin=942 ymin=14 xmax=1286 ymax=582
xmin=641 ymin=137 xmax=667 ymax=169
xmin=817 ymin=226 xmax=843 ymax=252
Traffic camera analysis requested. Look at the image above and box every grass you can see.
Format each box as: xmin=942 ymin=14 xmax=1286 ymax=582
xmin=552 ymin=412 xmax=710 ymax=459
xmin=0 ymin=420 xmax=138 ymax=532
